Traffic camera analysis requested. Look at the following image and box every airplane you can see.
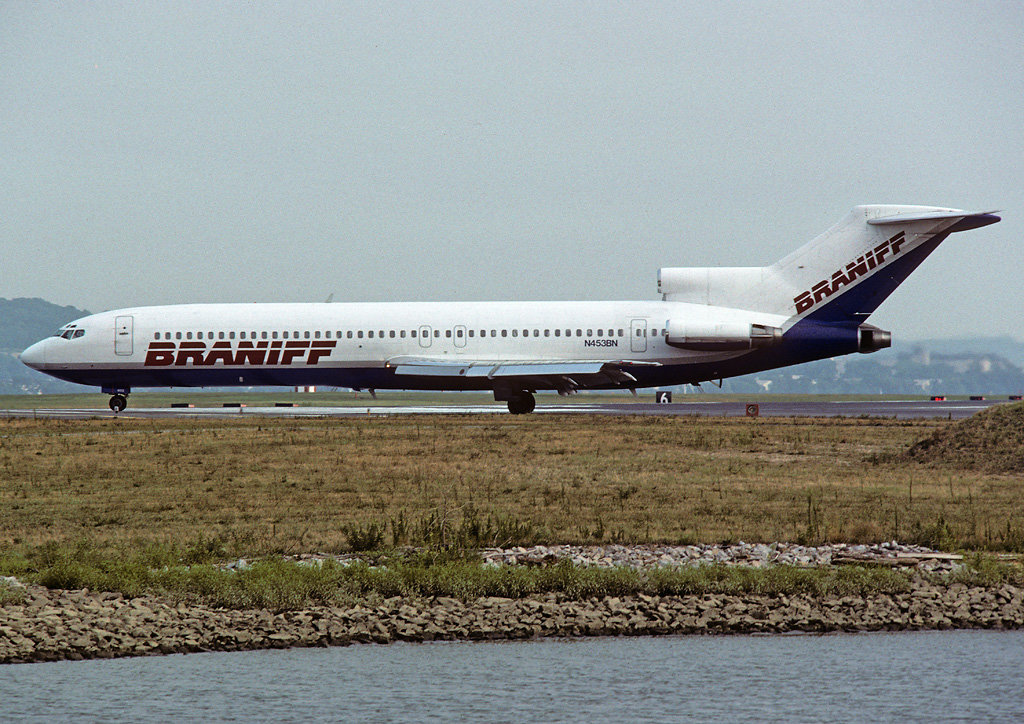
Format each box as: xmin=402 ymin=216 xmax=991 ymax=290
xmin=20 ymin=204 xmax=999 ymax=414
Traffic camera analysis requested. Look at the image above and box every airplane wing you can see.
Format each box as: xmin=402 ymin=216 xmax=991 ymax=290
xmin=386 ymin=356 xmax=661 ymax=394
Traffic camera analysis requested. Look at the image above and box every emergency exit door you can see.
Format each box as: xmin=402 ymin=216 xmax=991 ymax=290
xmin=630 ymin=319 xmax=647 ymax=353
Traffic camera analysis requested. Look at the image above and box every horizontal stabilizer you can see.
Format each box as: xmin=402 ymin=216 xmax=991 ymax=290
xmin=867 ymin=210 xmax=1000 ymax=226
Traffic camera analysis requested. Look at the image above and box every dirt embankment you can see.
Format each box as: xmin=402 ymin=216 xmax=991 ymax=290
xmin=2 ymin=578 xmax=1023 ymax=665
xmin=902 ymin=402 xmax=1024 ymax=472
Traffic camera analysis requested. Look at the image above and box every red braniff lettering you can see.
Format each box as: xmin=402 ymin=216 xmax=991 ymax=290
xmin=792 ymin=231 xmax=906 ymax=315
xmin=144 ymin=340 xmax=336 ymax=366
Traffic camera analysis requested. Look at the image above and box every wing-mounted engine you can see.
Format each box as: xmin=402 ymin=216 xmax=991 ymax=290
xmin=665 ymin=320 xmax=783 ymax=351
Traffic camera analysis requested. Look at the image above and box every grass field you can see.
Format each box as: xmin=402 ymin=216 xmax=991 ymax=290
xmin=1 ymin=413 xmax=1021 ymax=557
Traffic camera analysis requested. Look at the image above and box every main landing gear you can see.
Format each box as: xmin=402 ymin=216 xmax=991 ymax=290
xmin=506 ymin=391 xmax=536 ymax=415
xmin=103 ymin=387 xmax=131 ymax=413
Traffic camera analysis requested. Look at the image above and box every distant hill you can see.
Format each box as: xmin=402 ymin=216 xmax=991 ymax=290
xmin=0 ymin=298 xmax=90 ymax=351
xmin=909 ymin=336 xmax=1024 ymax=370
xmin=707 ymin=340 xmax=1024 ymax=396
xmin=0 ymin=298 xmax=92 ymax=394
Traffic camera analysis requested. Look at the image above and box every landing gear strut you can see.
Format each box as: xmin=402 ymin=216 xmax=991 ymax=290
xmin=506 ymin=391 xmax=536 ymax=415
xmin=103 ymin=387 xmax=131 ymax=414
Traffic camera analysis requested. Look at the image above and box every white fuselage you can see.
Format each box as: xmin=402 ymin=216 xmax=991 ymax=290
xmin=22 ymin=300 xmax=789 ymax=392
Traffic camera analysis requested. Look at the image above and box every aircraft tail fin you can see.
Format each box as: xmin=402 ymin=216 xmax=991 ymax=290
xmin=659 ymin=205 xmax=1000 ymax=325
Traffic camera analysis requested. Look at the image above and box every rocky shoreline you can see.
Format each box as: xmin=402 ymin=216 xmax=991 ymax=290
xmin=277 ymin=541 xmax=968 ymax=573
xmin=2 ymin=574 xmax=1022 ymax=665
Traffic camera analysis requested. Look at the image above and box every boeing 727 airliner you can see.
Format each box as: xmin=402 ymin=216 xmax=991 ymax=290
xmin=21 ymin=205 xmax=999 ymax=413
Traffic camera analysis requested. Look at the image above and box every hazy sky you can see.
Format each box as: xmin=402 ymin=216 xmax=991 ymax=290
xmin=2 ymin=2 xmax=1021 ymax=339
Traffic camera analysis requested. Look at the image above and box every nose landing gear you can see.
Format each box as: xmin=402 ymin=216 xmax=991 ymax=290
xmin=102 ymin=387 xmax=131 ymax=414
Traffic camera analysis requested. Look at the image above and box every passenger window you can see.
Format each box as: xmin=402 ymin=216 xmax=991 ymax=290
xmin=400 ymin=330 xmax=406 ymax=338
xmin=512 ymin=329 xmax=518 ymax=338
xmin=219 ymin=332 xmax=225 ymax=340
xmin=533 ymin=330 xmax=539 ymax=337
xmin=197 ymin=332 xmax=204 ymax=340
xmin=502 ymin=330 xmax=508 ymax=338
xmin=411 ymin=330 xmax=417 ymax=338
xmin=390 ymin=330 xmax=396 ymax=338
xmin=468 ymin=330 xmax=474 ymax=338
xmin=544 ymin=330 xmax=550 ymax=337
xmin=596 ymin=329 xmax=603 ymax=337
xmin=229 ymin=332 xmax=235 ymax=340
xmin=445 ymin=330 xmax=452 ymax=338
xmin=261 ymin=331 xmax=268 ymax=339
xmin=283 ymin=331 xmax=289 ymax=339
xmin=433 ymin=330 xmax=439 ymax=338
xmin=368 ymin=331 xmax=374 ymax=339
xmin=186 ymin=332 xmax=193 ymax=340
xmin=618 ymin=329 xmax=624 ymax=337
xmin=576 ymin=330 xmax=582 ymax=337
xmin=316 ymin=331 xmax=322 ymax=339
xmin=273 ymin=331 xmax=279 ymax=339
xmin=358 ymin=331 xmax=364 ymax=338
xmin=522 ymin=329 xmax=528 ymax=337
xmin=165 ymin=332 xmax=171 ymax=340
xmin=153 ymin=333 xmax=160 ymax=340
xmin=586 ymin=329 xmax=592 ymax=337
xmin=554 ymin=329 xmax=560 ymax=337
xmin=456 ymin=329 xmax=463 ymax=338
xmin=491 ymin=330 xmax=496 ymax=337
xmin=347 ymin=331 xmax=353 ymax=339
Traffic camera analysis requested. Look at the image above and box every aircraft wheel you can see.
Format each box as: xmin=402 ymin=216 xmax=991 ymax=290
xmin=507 ymin=392 xmax=535 ymax=414
xmin=109 ymin=395 xmax=128 ymax=413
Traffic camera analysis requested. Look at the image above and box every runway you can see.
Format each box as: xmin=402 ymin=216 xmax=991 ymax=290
xmin=2 ymin=398 xmax=1011 ymax=420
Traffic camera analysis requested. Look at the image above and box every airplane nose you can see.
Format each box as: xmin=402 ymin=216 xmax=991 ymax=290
xmin=20 ymin=340 xmax=48 ymax=369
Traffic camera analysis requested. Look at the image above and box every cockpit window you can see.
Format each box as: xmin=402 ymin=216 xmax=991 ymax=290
xmin=52 ymin=325 xmax=85 ymax=340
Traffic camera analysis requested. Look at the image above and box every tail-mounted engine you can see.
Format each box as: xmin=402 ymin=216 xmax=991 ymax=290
xmin=858 ymin=324 xmax=891 ymax=353
xmin=665 ymin=320 xmax=783 ymax=351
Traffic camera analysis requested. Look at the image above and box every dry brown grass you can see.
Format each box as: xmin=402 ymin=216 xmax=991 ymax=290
xmin=1 ymin=414 xmax=1022 ymax=554
xmin=903 ymin=402 xmax=1024 ymax=473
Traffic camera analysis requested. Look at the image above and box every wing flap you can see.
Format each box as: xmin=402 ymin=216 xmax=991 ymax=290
xmin=387 ymin=356 xmax=658 ymax=386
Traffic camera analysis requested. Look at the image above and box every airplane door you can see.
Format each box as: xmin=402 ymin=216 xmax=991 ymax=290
xmin=453 ymin=325 xmax=467 ymax=349
xmin=630 ymin=319 xmax=647 ymax=353
xmin=115 ymin=315 xmax=134 ymax=356
xmin=418 ymin=325 xmax=432 ymax=348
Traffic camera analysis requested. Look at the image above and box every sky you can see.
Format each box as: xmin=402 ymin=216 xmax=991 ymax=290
xmin=1 ymin=1 xmax=1021 ymax=339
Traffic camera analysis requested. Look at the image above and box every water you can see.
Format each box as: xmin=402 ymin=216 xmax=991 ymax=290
xmin=2 ymin=631 xmax=1022 ymax=722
